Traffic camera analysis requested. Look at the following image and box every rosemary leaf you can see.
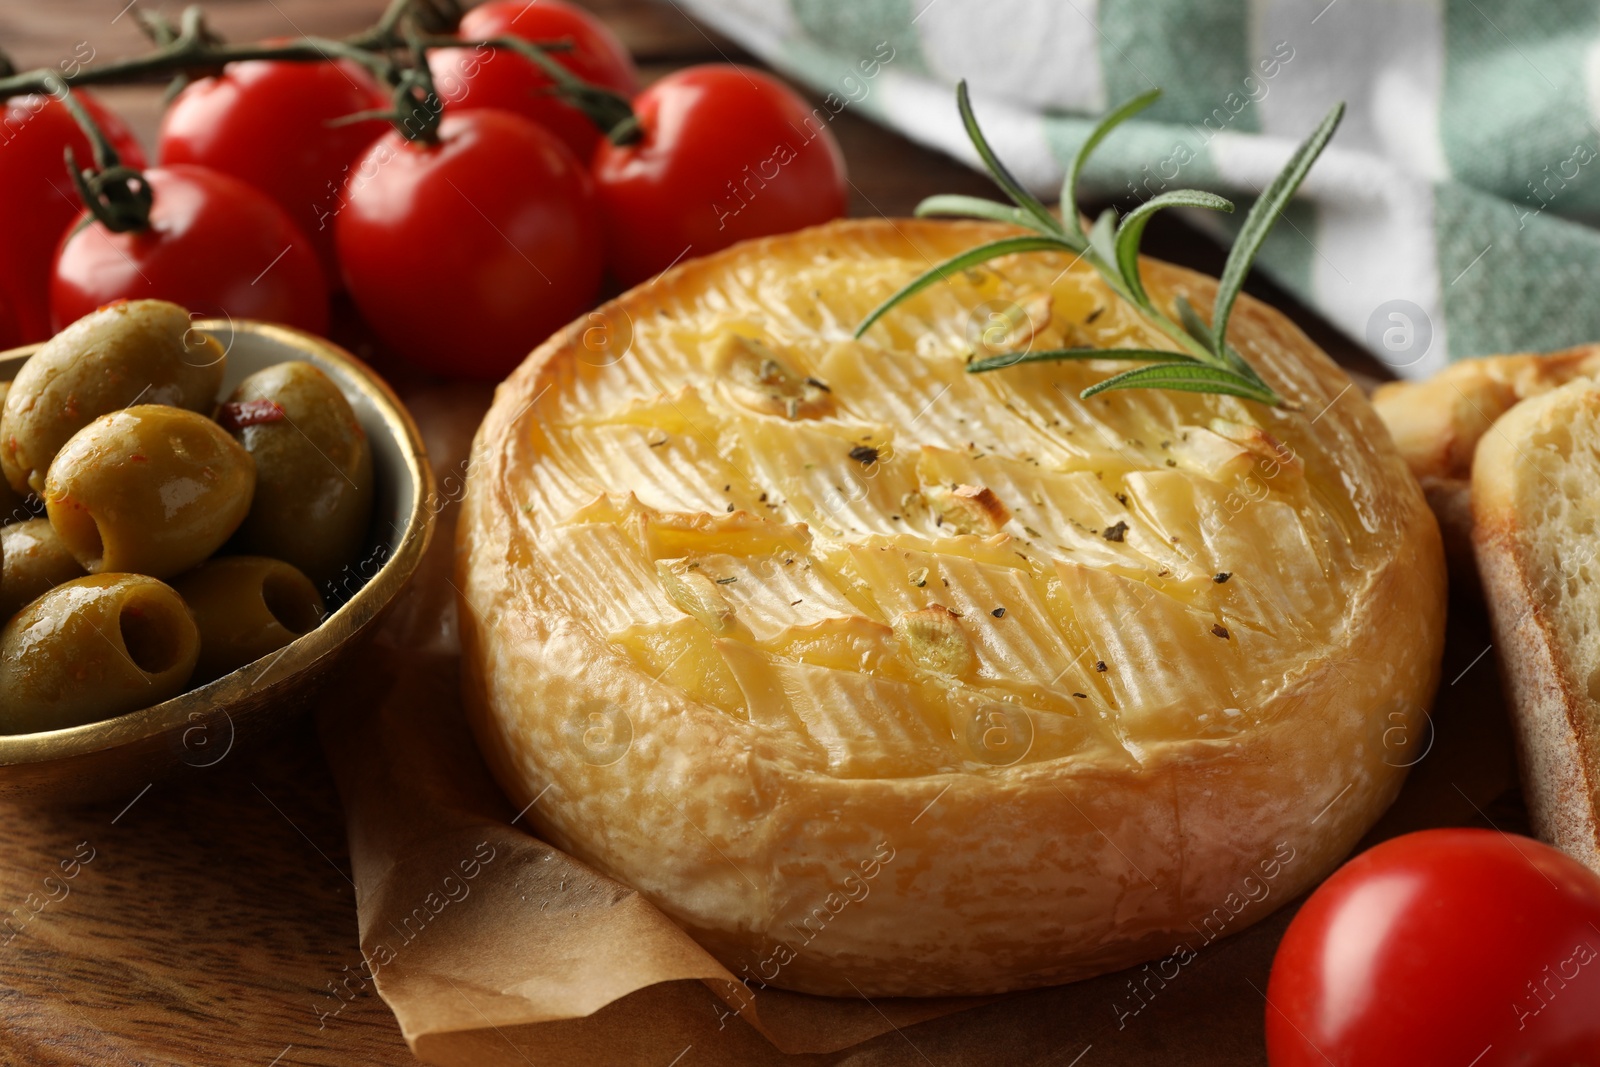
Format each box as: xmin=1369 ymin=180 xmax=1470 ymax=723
xmin=1087 ymin=208 xmax=1120 ymax=278
xmin=1116 ymin=192 xmax=1233 ymax=305
xmin=1080 ymin=362 xmax=1279 ymax=405
xmin=1170 ymin=295 xmax=1270 ymax=392
xmin=1062 ymin=88 xmax=1162 ymax=242
xmin=1219 ymin=342 xmax=1272 ymax=389
xmin=915 ymin=194 xmax=1036 ymax=230
xmin=1210 ymin=102 xmax=1344 ymax=365
xmin=1174 ymin=293 xmax=1213 ymax=348
xmin=968 ymin=347 xmax=1200 ymax=373
xmin=852 ymin=80 xmax=1343 ymax=410
xmin=854 ymin=235 xmax=1073 ymax=339
xmin=954 ymin=81 xmax=1064 ymax=239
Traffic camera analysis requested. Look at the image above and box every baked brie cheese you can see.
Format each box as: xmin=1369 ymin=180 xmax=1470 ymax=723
xmin=458 ymin=219 xmax=1446 ymax=996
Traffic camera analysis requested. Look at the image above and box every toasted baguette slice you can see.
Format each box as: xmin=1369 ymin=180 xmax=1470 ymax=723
xmin=1473 ymin=379 xmax=1600 ymax=871
xmin=1375 ymin=345 xmax=1600 ymax=587
xmin=1376 ymin=344 xmax=1600 ymax=482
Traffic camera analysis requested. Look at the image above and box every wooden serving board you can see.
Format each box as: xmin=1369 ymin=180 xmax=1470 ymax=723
xmin=0 ymin=2 xmax=1521 ymax=1064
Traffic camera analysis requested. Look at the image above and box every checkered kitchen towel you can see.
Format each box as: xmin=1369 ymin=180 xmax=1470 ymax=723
xmin=677 ymin=0 xmax=1600 ymax=379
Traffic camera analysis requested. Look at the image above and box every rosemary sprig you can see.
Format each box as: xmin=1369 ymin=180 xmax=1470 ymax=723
xmin=853 ymin=80 xmax=1345 ymax=411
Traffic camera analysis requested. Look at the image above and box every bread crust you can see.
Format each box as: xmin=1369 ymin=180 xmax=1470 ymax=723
xmin=1373 ymin=344 xmax=1600 ymax=482
xmin=1472 ymin=384 xmax=1600 ymax=871
xmin=1374 ymin=349 xmax=1600 ymax=599
xmin=1420 ymin=476 xmax=1479 ymax=596
xmin=458 ymin=219 xmax=1446 ymax=996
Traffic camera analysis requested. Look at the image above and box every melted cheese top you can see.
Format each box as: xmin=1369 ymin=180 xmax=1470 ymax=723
xmin=498 ymin=226 xmax=1376 ymax=779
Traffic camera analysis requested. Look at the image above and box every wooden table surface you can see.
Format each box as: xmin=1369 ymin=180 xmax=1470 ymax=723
xmin=0 ymin=2 xmax=1486 ymax=1065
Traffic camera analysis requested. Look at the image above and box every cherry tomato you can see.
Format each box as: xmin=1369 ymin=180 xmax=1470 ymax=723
xmin=592 ymin=64 xmax=848 ymax=288
xmin=428 ymin=0 xmax=639 ymax=160
xmin=0 ymin=290 xmax=18 ymax=351
xmin=0 ymin=91 xmax=146 ymax=342
xmin=158 ymin=58 xmax=389 ymax=287
xmin=1266 ymin=829 xmax=1600 ymax=1066
xmin=334 ymin=110 xmax=602 ymax=379
xmin=51 ymin=164 xmax=328 ymax=334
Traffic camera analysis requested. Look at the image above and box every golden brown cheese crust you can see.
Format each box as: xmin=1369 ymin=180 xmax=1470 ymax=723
xmin=458 ymin=219 xmax=1446 ymax=996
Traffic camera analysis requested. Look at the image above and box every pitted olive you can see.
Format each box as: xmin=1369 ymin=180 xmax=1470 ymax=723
xmin=0 ymin=383 xmax=33 ymax=524
xmin=0 ymin=573 xmax=199 ymax=734
xmin=0 ymin=299 xmax=225 ymax=496
xmin=0 ymin=518 xmax=85 ymax=621
xmin=223 ymin=361 xmax=373 ymax=586
xmin=172 ymin=556 xmax=325 ymax=684
xmin=44 ymin=405 xmax=255 ymax=579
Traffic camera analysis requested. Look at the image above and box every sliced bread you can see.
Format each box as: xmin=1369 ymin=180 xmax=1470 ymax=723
xmin=1474 ymin=378 xmax=1600 ymax=871
xmin=1375 ymin=344 xmax=1600 ymax=586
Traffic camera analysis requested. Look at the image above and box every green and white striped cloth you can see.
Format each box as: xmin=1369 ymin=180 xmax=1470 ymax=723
xmin=678 ymin=0 xmax=1600 ymax=379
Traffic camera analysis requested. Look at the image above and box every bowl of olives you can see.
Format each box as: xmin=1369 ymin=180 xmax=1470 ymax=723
xmin=0 ymin=301 xmax=434 ymax=803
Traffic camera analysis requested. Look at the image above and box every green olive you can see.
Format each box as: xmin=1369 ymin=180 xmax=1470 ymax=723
xmin=44 ymin=406 xmax=255 ymax=579
xmin=0 ymin=573 xmax=199 ymax=735
xmin=0 ymin=300 xmax=225 ymax=496
xmin=224 ymin=361 xmax=373 ymax=586
xmin=171 ymin=556 xmax=324 ymax=684
xmin=0 ymin=383 xmax=33 ymax=524
xmin=0 ymin=519 xmax=85 ymax=621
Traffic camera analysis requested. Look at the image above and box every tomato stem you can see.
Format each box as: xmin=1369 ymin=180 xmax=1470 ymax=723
xmin=386 ymin=33 xmax=444 ymax=145
xmin=0 ymin=10 xmax=573 ymax=101
xmin=46 ymin=76 xmax=155 ymax=234
xmin=430 ymin=33 xmax=639 ymax=145
xmin=606 ymin=113 xmax=643 ymax=147
xmin=0 ymin=36 xmax=396 ymax=98
xmin=0 ymin=0 xmax=638 ymax=211
xmin=355 ymin=0 xmax=465 ymax=46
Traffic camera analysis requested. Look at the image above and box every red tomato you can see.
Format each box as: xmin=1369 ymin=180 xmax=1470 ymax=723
xmin=428 ymin=0 xmax=639 ymax=160
xmin=51 ymin=164 xmax=328 ymax=334
xmin=334 ymin=110 xmax=602 ymax=379
xmin=0 ymin=91 xmax=147 ymax=342
xmin=0 ymin=290 xmax=18 ymax=351
xmin=1266 ymin=829 xmax=1600 ymax=1066
xmin=158 ymin=59 xmax=390 ymax=286
xmin=592 ymin=64 xmax=848 ymax=288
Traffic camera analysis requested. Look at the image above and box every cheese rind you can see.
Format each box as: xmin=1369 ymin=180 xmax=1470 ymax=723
xmin=459 ymin=219 xmax=1446 ymax=996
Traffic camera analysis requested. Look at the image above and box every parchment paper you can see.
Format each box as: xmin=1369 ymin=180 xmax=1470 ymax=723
xmin=315 ymin=384 xmax=1522 ymax=1066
